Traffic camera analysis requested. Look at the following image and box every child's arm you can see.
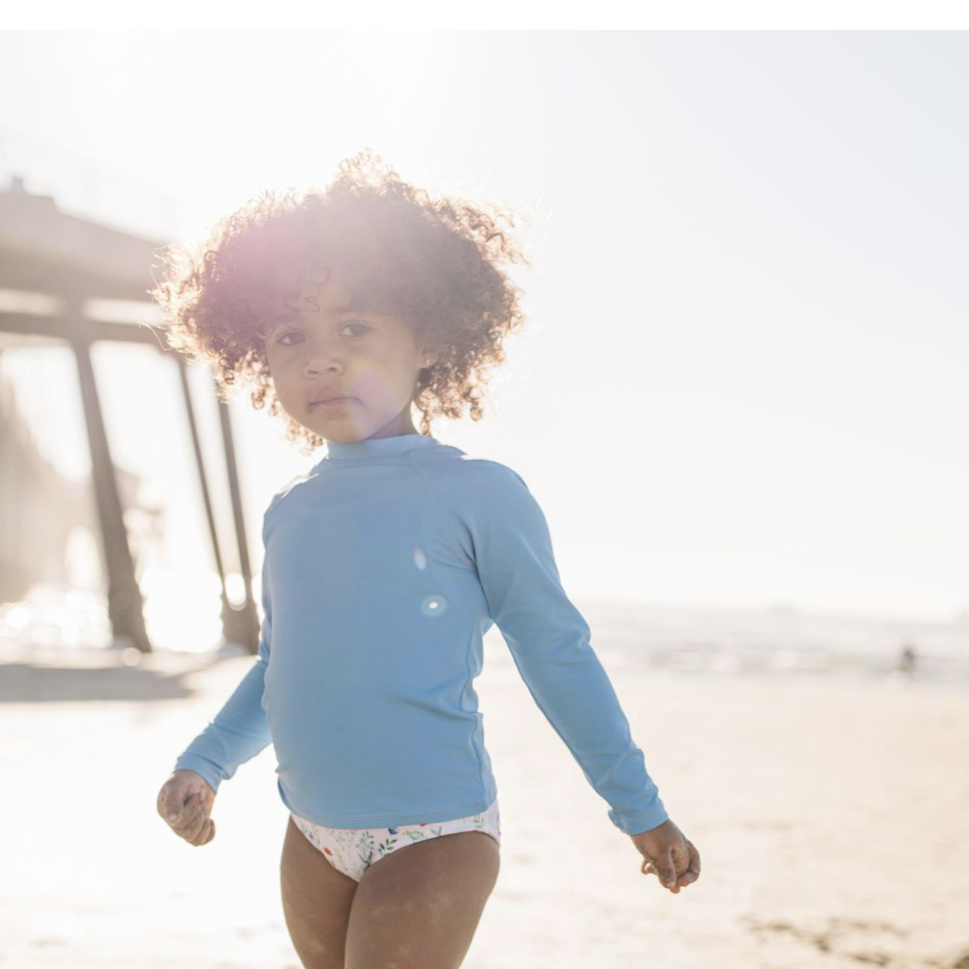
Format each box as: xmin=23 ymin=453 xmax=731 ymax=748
xmin=170 ymin=616 xmax=273 ymax=793
xmin=170 ymin=501 xmax=278 ymax=796
xmin=157 ymin=581 xmax=271 ymax=845
xmin=460 ymin=462 xmax=668 ymax=835
xmin=454 ymin=462 xmax=700 ymax=890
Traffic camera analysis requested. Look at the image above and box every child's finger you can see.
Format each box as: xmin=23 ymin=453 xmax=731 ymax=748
xmin=678 ymin=841 xmax=701 ymax=885
xmin=179 ymin=804 xmax=208 ymax=842
xmin=162 ymin=787 xmax=186 ymax=823
xmin=171 ymin=792 xmax=202 ymax=828
xmin=187 ymin=812 xmax=209 ymax=843
xmin=189 ymin=812 xmax=216 ymax=846
xmin=657 ymin=850 xmax=679 ymax=890
xmin=184 ymin=793 xmax=206 ymax=824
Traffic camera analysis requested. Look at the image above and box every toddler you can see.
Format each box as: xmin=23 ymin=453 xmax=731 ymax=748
xmin=152 ymin=149 xmax=700 ymax=969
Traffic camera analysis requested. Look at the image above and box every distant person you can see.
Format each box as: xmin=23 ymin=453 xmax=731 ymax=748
xmin=899 ymin=642 xmax=918 ymax=677
xmin=151 ymin=150 xmax=700 ymax=969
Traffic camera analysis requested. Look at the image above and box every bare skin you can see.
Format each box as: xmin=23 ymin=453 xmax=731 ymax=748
xmin=280 ymin=816 xmax=500 ymax=969
xmin=263 ymin=264 xmax=440 ymax=446
xmin=279 ymin=816 xmax=357 ymax=969
xmin=631 ymin=817 xmax=701 ymax=894
xmin=158 ymin=773 xmax=500 ymax=967
xmin=156 ymin=770 xmax=216 ymax=846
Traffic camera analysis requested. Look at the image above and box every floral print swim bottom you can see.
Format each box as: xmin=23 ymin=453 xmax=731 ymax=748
xmin=290 ymin=798 xmax=501 ymax=883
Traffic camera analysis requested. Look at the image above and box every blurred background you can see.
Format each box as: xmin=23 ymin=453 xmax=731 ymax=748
xmin=1 ymin=28 xmax=967 ymax=969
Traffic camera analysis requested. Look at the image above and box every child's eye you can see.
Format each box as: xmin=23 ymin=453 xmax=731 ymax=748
xmin=275 ymin=322 xmax=371 ymax=347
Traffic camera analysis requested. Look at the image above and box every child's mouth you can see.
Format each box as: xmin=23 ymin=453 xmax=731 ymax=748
xmin=310 ymin=397 xmax=357 ymax=410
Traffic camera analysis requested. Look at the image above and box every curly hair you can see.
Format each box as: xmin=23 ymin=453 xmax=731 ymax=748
xmin=148 ymin=148 xmax=533 ymax=455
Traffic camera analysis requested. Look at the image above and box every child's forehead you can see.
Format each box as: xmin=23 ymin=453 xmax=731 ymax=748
xmin=283 ymin=265 xmax=371 ymax=315
xmin=293 ymin=265 xmax=352 ymax=304
xmin=273 ymin=261 xmax=411 ymax=329
xmin=274 ymin=288 xmax=401 ymax=333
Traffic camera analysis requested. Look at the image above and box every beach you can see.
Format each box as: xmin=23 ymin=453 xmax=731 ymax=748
xmin=1 ymin=636 xmax=967 ymax=969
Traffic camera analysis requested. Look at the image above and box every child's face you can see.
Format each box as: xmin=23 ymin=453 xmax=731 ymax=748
xmin=264 ymin=267 xmax=439 ymax=443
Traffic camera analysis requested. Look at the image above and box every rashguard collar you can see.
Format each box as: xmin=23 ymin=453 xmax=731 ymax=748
xmin=322 ymin=432 xmax=441 ymax=462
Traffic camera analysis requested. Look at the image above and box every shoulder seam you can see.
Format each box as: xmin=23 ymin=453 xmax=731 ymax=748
xmin=409 ymin=452 xmax=473 ymax=565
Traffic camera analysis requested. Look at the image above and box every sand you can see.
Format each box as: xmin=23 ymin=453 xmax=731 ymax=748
xmin=1 ymin=637 xmax=967 ymax=969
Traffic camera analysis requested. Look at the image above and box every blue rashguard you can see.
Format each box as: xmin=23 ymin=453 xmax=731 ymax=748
xmin=173 ymin=432 xmax=668 ymax=836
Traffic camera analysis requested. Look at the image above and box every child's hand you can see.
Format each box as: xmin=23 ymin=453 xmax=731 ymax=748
xmin=630 ymin=818 xmax=700 ymax=893
xmin=157 ymin=770 xmax=217 ymax=846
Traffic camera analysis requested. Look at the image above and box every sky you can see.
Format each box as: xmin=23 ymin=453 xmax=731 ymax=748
xmin=0 ymin=30 xmax=967 ymax=633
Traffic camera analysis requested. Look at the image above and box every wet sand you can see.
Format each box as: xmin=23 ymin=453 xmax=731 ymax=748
xmin=1 ymin=637 xmax=967 ymax=969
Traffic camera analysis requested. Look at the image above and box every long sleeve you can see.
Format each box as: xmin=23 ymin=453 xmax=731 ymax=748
xmin=462 ymin=463 xmax=668 ymax=835
xmin=172 ymin=506 xmax=275 ymax=795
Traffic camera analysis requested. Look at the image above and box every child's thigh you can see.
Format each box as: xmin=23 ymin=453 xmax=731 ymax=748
xmin=280 ymin=815 xmax=358 ymax=969
xmin=344 ymin=830 xmax=500 ymax=969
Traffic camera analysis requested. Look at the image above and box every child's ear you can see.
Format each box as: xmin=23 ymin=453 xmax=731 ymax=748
xmin=420 ymin=347 xmax=440 ymax=369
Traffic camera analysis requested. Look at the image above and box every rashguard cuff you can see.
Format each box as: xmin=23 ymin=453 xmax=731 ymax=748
xmin=172 ymin=753 xmax=225 ymax=795
xmin=609 ymin=799 xmax=670 ymax=836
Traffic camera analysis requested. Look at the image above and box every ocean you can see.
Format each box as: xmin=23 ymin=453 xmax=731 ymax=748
xmin=2 ymin=582 xmax=967 ymax=686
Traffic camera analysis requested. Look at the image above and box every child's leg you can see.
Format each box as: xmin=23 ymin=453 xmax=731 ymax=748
xmin=280 ymin=815 xmax=358 ymax=969
xmin=344 ymin=829 xmax=500 ymax=969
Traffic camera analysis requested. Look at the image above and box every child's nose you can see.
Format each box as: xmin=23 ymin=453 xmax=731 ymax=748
xmin=303 ymin=347 xmax=345 ymax=374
